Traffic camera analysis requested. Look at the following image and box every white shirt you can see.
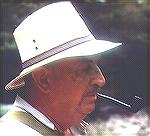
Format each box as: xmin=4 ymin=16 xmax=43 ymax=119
xmin=13 ymin=95 xmax=56 ymax=130
xmin=6 ymin=95 xmax=87 ymax=135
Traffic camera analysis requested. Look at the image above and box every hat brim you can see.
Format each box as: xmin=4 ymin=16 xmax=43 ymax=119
xmin=5 ymin=39 xmax=121 ymax=90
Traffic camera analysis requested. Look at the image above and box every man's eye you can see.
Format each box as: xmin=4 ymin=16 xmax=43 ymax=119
xmin=73 ymin=63 xmax=97 ymax=79
xmin=82 ymin=66 xmax=90 ymax=73
xmin=74 ymin=66 xmax=89 ymax=77
xmin=84 ymin=64 xmax=95 ymax=74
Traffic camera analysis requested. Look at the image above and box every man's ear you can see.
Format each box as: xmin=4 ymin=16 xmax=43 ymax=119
xmin=31 ymin=66 xmax=51 ymax=93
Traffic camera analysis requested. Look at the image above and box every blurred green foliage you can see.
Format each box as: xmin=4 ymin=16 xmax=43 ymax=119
xmin=0 ymin=2 xmax=49 ymax=50
xmin=0 ymin=104 xmax=12 ymax=117
xmin=0 ymin=0 xmax=149 ymax=51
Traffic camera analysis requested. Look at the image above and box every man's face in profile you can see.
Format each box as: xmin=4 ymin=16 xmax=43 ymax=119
xmin=44 ymin=57 xmax=106 ymax=126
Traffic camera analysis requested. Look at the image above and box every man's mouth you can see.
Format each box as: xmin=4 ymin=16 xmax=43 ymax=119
xmin=76 ymin=86 xmax=99 ymax=115
xmin=85 ymin=86 xmax=99 ymax=99
xmin=82 ymin=88 xmax=99 ymax=104
xmin=82 ymin=94 xmax=97 ymax=104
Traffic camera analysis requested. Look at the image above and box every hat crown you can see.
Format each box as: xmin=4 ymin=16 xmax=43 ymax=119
xmin=14 ymin=1 xmax=91 ymax=63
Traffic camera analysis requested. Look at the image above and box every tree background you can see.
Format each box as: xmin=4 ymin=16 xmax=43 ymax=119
xmin=0 ymin=0 xmax=149 ymax=121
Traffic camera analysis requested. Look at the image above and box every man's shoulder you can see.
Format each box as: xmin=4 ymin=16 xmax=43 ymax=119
xmin=0 ymin=118 xmax=42 ymax=136
xmin=0 ymin=109 xmax=59 ymax=136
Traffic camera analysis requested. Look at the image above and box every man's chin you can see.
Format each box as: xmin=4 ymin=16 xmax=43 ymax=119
xmin=77 ymin=103 xmax=96 ymax=115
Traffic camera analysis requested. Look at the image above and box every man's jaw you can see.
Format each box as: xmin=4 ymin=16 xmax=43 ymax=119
xmin=76 ymin=87 xmax=99 ymax=115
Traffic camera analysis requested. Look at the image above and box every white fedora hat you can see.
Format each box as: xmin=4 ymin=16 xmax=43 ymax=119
xmin=5 ymin=1 xmax=121 ymax=90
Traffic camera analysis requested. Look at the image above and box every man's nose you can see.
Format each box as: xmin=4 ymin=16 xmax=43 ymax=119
xmin=89 ymin=65 xmax=106 ymax=88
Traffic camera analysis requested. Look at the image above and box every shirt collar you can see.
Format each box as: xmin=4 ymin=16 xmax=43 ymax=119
xmin=13 ymin=95 xmax=88 ymax=135
xmin=13 ymin=95 xmax=55 ymax=130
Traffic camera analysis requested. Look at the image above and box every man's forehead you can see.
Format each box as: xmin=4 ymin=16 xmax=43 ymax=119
xmin=76 ymin=57 xmax=94 ymax=63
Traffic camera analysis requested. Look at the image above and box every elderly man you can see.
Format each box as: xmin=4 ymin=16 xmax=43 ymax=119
xmin=0 ymin=1 xmax=121 ymax=136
